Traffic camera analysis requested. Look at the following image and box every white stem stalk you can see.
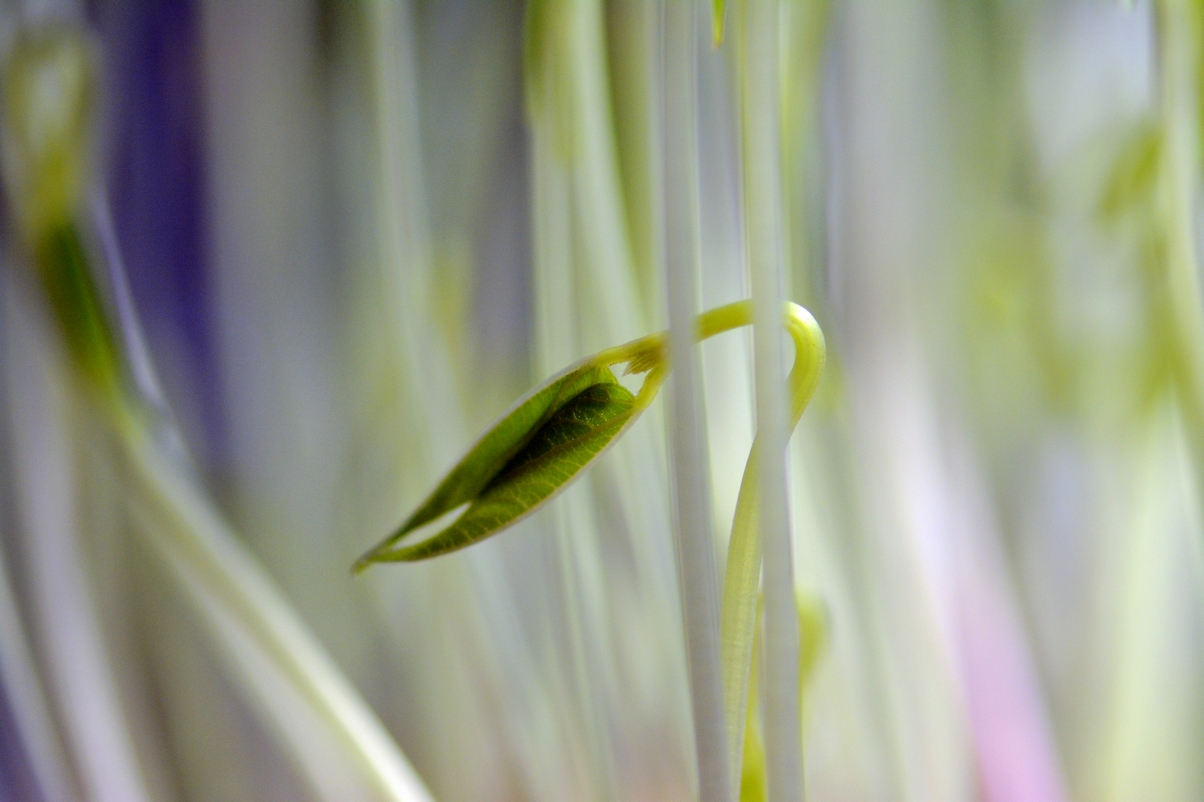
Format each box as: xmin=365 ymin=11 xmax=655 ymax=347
xmin=0 ymin=474 xmax=79 ymax=802
xmin=119 ymin=417 xmax=433 ymax=802
xmin=740 ymin=0 xmax=803 ymax=799
xmin=660 ymin=2 xmax=731 ymax=801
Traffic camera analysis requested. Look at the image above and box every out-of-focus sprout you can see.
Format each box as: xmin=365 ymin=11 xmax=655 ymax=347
xmin=0 ymin=24 xmax=431 ymax=802
xmin=1 ymin=27 xmax=115 ymax=393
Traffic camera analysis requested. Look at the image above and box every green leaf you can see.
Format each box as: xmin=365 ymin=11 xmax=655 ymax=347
xmin=712 ymin=0 xmax=727 ymax=48
xmin=356 ymin=367 xmax=635 ymax=568
xmin=1 ymin=27 xmax=96 ymax=241
xmin=1097 ymin=123 xmax=1161 ymax=224
xmin=403 ymin=365 xmax=610 ymax=532
xmin=798 ymin=590 xmax=827 ymax=692
xmin=36 ymin=222 xmax=120 ymax=394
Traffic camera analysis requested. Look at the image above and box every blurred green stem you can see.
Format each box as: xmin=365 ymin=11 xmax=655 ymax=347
xmin=1156 ymin=0 xmax=1204 ymax=496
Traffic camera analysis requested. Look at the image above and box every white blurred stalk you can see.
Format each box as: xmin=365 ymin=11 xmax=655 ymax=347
xmin=739 ymin=0 xmax=803 ymax=799
xmin=344 ymin=3 xmax=618 ymax=798
xmin=527 ymin=7 xmax=614 ymax=798
xmin=3 ymin=282 xmax=151 ymax=802
xmin=1096 ymin=403 xmax=1204 ymax=800
xmin=2 ymin=11 xmax=436 ymax=795
xmin=659 ymin=2 xmax=729 ymax=801
xmin=0 ymin=508 xmax=77 ymax=802
xmin=527 ymin=1 xmax=703 ymax=799
xmin=0 ymin=269 xmax=78 ymax=802
xmin=118 ymin=416 xmax=433 ymax=802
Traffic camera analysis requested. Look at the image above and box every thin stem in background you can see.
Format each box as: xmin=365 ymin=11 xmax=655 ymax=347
xmin=740 ymin=0 xmax=803 ymax=799
xmin=1157 ymin=0 xmax=1204 ymax=501
xmin=528 ymin=1 xmax=681 ymax=796
xmin=2 ymin=292 xmax=152 ymax=802
xmin=0 ymin=346 xmax=78 ymax=802
xmin=660 ymin=2 xmax=730 ymax=801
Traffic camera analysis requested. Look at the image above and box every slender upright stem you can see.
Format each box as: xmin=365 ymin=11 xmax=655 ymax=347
xmin=0 ymin=507 xmax=76 ymax=802
xmin=660 ymin=3 xmax=731 ymax=800
xmin=740 ymin=0 xmax=804 ymax=799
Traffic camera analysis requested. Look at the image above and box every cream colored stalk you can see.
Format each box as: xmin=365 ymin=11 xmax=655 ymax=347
xmin=116 ymin=408 xmax=432 ymax=802
xmin=659 ymin=3 xmax=729 ymax=800
xmin=0 ymin=480 xmax=77 ymax=802
xmin=527 ymin=299 xmax=824 ymax=799
xmin=737 ymin=0 xmax=805 ymax=798
xmin=527 ymin=1 xmax=699 ymax=797
xmin=2 ymin=285 xmax=141 ymax=802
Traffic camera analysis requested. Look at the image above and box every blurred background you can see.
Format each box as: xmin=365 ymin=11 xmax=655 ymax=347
xmin=1 ymin=0 xmax=1203 ymax=800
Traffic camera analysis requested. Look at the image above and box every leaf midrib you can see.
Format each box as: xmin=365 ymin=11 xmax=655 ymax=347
xmin=398 ymin=366 xmax=608 ymax=535
xmin=483 ymin=396 xmax=631 ymax=494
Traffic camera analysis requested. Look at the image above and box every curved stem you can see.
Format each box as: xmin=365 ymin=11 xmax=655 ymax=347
xmin=587 ymin=297 xmax=752 ymax=372
xmin=717 ymin=302 xmax=824 ymax=787
xmin=585 ymin=297 xmax=825 ymax=787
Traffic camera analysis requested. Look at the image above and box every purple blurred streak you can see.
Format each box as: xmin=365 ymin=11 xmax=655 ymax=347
xmin=0 ymin=687 xmax=43 ymax=802
xmin=944 ymin=434 xmax=1069 ymax=802
xmin=87 ymin=0 xmax=227 ymax=476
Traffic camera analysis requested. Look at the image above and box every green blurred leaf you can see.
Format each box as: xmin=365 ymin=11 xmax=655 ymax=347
xmin=1098 ymin=123 xmax=1161 ymax=224
xmin=356 ymin=367 xmax=635 ymax=567
xmin=404 ymin=365 xmax=610 ymax=532
xmin=1 ymin=26 xmax=96 ymax=241
xmin=522 ymin=0 xmax=550 ymax=116
xmin=712 ymin=0 xmax=727 ymax=48
xmin=35 ymin=222 xmax=120 ymax=394
xmin=797 ymin=590 xmax=827 ymax=691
